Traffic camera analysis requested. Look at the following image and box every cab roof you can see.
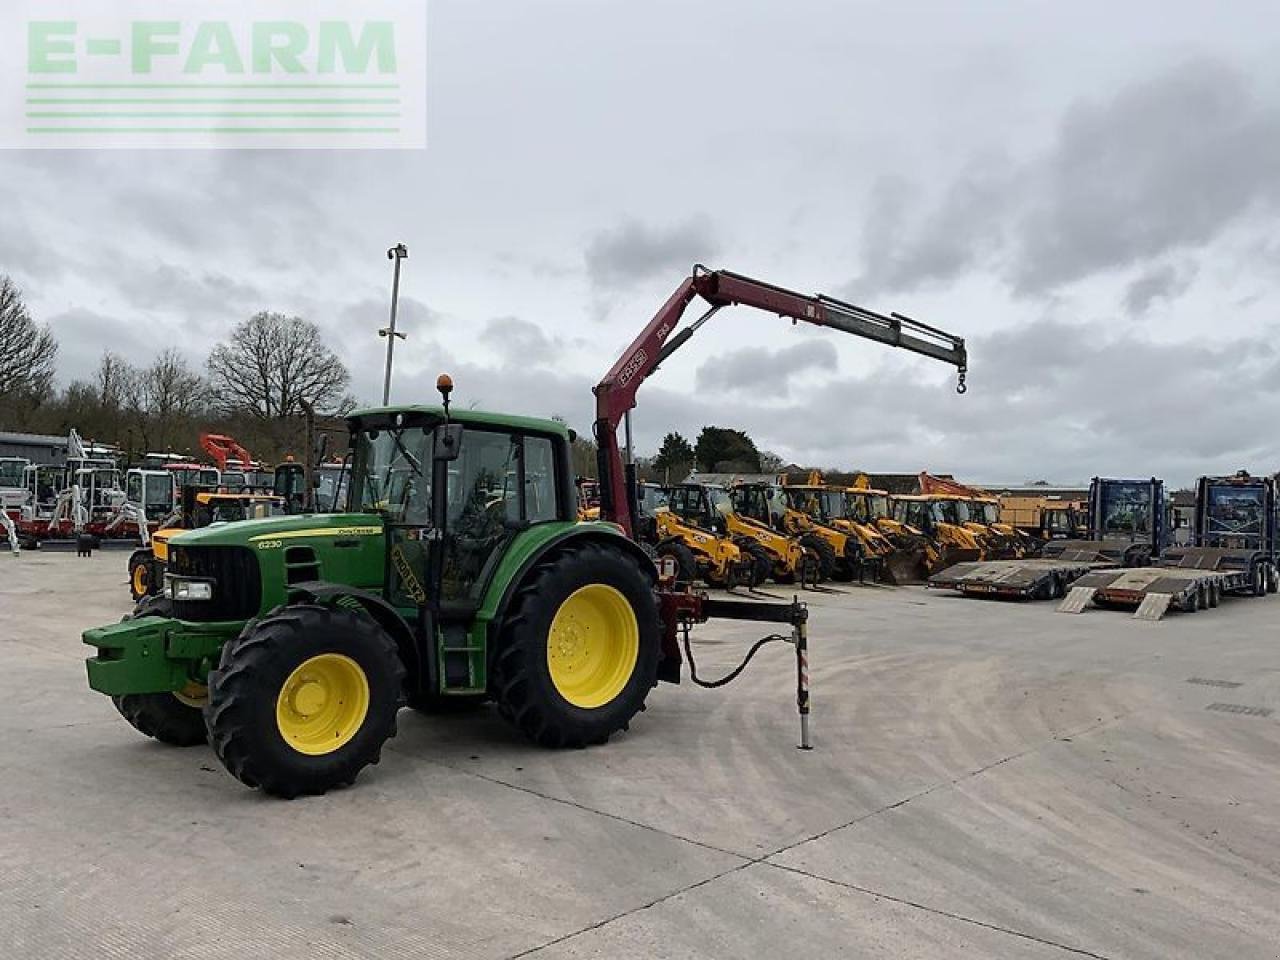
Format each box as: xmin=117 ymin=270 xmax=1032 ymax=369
xmin=346 ymin=404 xmax=570 ymax=438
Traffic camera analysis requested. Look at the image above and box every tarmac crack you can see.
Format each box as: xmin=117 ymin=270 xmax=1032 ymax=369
xmin=385 ymin=746 xmax=749 ymax=861
xmin=765 ymin=861 xmax=1116 ymax=959
xmin=419 ymin=713 xmax=1130 ymax=959
xmin=765 ymin=709 xmax=1131 ymax=860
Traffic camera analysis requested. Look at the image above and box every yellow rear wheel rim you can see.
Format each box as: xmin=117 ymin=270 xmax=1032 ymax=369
xmin=173 ymin=682 xmax=208 ymax=708
xmin=547 ymin=584 xmax=640 ymax=709
xmin=132 ymin=564 xmax=148 ymax=594
xmin=275 ymin=654 xmax=370 ymax=756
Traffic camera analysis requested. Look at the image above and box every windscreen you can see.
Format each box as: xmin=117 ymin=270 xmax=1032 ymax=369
xmin=145 ymin=474 xmax=174 ymax=517
xmin=1098 ymin=483 xmax=1152 ymax=537
xmin=1203 ymin=484 xmax=1266 ymax=547
xmin=353 ymin=427 xmax=431 ymax=523
xmin=707 ymin=486 xmax=734 ymax=516
xmin=934 ymin=500 xmax=960 ymax=524
xmin=0 ymin=460 xmax=24 ymax=487
xmin=819 ymin=490 xmax=844 ymax=520
xmin=315 ymin=467 xmax=350 ymax=512
xmin=868 ymin=494 xmax=889 ymax=520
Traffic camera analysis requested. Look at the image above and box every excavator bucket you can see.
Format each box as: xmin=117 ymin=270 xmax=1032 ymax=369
xmin=883 ymin=547 xmax=930 ymax=585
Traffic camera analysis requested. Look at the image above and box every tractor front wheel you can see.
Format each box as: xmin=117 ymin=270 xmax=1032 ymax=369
xmin=493 ymin=542 xmax=660 ymax=749
xmin=110 ymin=596 xmax=207 ymax=746
xmin=205 ymin=605 xmax=404 ymax=798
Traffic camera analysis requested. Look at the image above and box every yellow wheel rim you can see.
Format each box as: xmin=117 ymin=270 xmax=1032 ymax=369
xmin=173 ymin=682 xmax=208 ymax=708
xmin=547 ymin=584 xmax=640 ymax=709
xmin=132 ymin=564 xmax=148 ymax=595
xmin=275 ymin=654 xmax=370 ymax=756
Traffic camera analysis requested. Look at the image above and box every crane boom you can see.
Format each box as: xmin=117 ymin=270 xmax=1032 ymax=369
xmin=594 ymin=265 xmax=968 ymax=536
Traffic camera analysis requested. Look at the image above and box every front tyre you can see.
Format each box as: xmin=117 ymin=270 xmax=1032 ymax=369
xmin=205 ymin=605 xmax=405 ymax=798
xmin=493 ymin=542 xmax=660 ymax=749
xmin=110 ymin=596 xmax=207 ymax=746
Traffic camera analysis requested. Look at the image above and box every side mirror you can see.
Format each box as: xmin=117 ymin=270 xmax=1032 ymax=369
xmin=433 ymin=423 xmax=464 ymax=462
xmin=314 ymin=433 xmax=330 ymax=465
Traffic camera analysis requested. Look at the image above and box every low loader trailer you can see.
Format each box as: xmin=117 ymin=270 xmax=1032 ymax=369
xmin=1057 ymin=472 xmax=1278 ymax=620
xmin=928 ymin=477 xmax=1164 ymax=601
xmin=927 ymin=542 xmax=1120 ymax=601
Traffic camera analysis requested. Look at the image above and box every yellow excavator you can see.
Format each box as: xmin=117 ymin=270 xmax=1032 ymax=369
xmin=657 ymin=483 xmax=758 ymax=587
xmin=775 ymin=476 xmax=869 ymax=581
xmin=888 ymin=493 xmax=986 ymax=569
xmin=849 ymin=476 xmax=942 ymax=578
xmin=671 ymin=479 xmax=809 ymax=584
xmin=724 ymin=481 xmax=826 ymax=583
xmin=917 ymin=473 xmax=1034 ymax=559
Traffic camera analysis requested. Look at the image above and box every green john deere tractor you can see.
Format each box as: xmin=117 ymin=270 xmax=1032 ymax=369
xmin=84 ymin=381 xmax=661 ymax=798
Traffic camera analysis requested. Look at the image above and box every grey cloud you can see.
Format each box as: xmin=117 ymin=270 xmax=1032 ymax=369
xmin=855 ymin=59 xmax=1280 ymax=303
xmin=1013 ymin=59 xmax=1280 ymax=294
xmin=585 ymin=216 xmax=719 ymax=290
xmin=855 ymin=162 xmax=1011 ymax=294
xmin=695 ymin=340 xmax=838 ymax=397
xmin=480 ymin=316 xmax=562 ymax=365
xmin=44 ymin=307 xmax=155 ymax=385
xmin=1123 ymin=262 xmax=1197 ymax=316
xmin=111 ymin=262 xmax=264 ymax=322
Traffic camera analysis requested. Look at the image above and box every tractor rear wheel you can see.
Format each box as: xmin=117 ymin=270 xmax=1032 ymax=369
xmin=800 ymin=534 xmax=836 ymax=581
xmin=493 ymin=542 xmax=660 ymax=749
xmin=205 ymin=604 xmax=404 ymax=798
xmin=111 ymin=597 xmax=207 ymax=747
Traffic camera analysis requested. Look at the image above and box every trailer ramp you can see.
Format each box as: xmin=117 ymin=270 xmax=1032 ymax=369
xmin=1058 ymin=566 xmax=1249 ymax=620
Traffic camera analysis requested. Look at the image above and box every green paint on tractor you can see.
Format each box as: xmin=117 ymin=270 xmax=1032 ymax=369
xmin=83 ymin=399 xmax=663 ymax=798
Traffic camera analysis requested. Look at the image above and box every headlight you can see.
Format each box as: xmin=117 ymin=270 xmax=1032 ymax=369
xmin=167 ymin=577 xmax=214 ymax=601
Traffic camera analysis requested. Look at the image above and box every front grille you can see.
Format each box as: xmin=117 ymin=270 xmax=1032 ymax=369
xmin=169 ymin=544 xmax=262 ymax=621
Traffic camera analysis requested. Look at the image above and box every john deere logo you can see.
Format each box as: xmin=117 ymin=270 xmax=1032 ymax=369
xmin=2 ymin=0 xmax=426 ymax=149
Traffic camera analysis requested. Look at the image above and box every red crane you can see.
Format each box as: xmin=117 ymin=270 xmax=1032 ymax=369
xmin=199 ymin=433 xmax=254 ymax=473
xmin=593 ymin=266 xmax=969 ymax=537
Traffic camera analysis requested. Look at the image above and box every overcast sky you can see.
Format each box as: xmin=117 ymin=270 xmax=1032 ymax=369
xmin=3 ymin=0 xmax=1279 ymax=486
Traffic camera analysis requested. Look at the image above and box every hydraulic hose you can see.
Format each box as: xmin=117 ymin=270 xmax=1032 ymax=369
xmin=680 ymin=626 xmax=790 ymax=689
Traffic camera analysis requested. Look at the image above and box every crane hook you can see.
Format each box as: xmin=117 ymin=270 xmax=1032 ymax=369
xmin=956 ymin=368 xmax=968 ymax=395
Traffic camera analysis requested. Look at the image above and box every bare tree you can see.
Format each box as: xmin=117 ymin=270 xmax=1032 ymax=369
xmin=207 ymin=311 xmax=353 ymax=420
xmin=145 ymin=349 xmax=206 ymax=450
xmin=0 ymin=276 xmax=57 ymax=404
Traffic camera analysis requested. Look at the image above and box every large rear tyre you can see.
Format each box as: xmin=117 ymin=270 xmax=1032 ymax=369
xmin=800 ymin=534 xmax=836 ymax=581
xmin=205 ymin=604 xmax=405 ymax=798
xmin=493 ymin=542 xmax=660 ymax=749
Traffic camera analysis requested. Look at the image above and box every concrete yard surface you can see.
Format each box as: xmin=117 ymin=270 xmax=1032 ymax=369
xmin=2 ymin=552 xmax=1278 ymax=959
